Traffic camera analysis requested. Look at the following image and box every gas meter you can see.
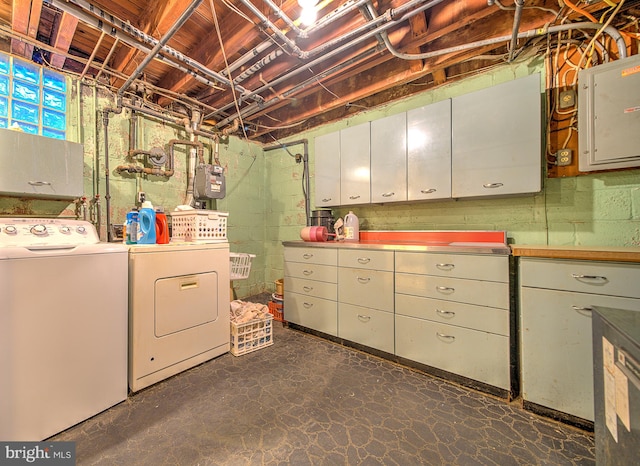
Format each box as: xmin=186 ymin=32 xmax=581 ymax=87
xmin=194 ymin=164 xmax=226 ymax=200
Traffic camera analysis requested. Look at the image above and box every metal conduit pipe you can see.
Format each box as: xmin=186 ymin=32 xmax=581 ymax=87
xmin=102 ymin=102 xmax=123 ymax=242
xmin=264 ymin=139 xmax=310 ymax=226
xmin=213 ymin=0 xmax=444 ymax=125
xmin=236 ymin=0 xmax=303 ymax=56
xmin=305 ymin=0 xmax=372 ymax=36
xmin=48 ymin=0 xmax=259 ymax=102
xmin=508 ymin=0 xmax=525 ymax=62
xmin=119 ymin=0 xmax=203 ymax=97
xmin=262 ymin=0 xmax=306 ymax=38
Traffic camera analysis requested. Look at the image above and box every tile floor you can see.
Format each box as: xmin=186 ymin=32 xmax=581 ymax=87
xmin=51 ymin=311 xmax=595 ymax=465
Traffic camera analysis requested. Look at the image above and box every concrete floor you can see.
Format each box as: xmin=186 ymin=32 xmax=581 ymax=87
xmin=50 ymin=308 xmax=595 ymax=466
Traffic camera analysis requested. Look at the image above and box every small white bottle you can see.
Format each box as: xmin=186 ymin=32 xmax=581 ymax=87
xmin=343 ymin=211 xmax=359 ymax=242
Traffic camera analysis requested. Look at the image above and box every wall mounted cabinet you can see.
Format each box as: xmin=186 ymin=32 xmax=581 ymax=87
xmin=0 ymin=128 xmax=83 ymax=199
xmin=451 ymin=73 xmax=542 ymax=198
xmin=313 ymin=73 xmax=542 ymax=208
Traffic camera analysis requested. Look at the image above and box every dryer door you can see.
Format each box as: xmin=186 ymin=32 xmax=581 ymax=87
xmin=155 ymin=272 xmax=219 ymax=337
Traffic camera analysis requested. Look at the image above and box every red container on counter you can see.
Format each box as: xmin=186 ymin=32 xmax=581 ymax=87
xmin=155 ymin=207 xmax=170 ymax=244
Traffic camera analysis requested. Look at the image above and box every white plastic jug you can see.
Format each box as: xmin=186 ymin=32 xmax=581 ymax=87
xmin=344 ymin=211 xmax=359 ymax=242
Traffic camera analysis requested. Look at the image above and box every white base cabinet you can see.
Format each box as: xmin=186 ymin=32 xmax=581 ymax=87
xmin=519 ymin=258 xmax=640 ymax=422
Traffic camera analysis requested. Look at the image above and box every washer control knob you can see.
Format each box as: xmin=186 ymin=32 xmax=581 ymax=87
xmin=76 ymin=226 xmax=86 ymax=234
xmin=4 ymin=225 xmax=17 ymax=235
xmin=59 ymin=226 xmax=71 ymax=234
xmin=30 ymin=224 xmax=47 ymax=236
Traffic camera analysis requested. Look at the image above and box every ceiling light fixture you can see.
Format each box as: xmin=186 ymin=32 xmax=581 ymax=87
xmin=298 ymin=0 xmax=319 ymax=26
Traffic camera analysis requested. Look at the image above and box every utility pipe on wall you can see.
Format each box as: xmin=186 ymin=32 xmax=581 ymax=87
xmin=508 ymin=0 xmax=525 ymax=62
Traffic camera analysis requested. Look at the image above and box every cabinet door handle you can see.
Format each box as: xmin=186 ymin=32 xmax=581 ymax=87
xmin=572 ymin=305 xmax=594 ymax=316
xmin=421 ymin=188 xmax=436 ymax=194
xmin=357 ymin=277 xmax=371 ymax=284
xmin=303 ymin=302 xmax=314 ymax=309
xmin=436 ymin=332 xmax=456 ymax=342
xmin=571 ymin=273 xmax=608 ymax=282
xmin=436 ymin=286 xmax=454 ymax=292
xmin=28 ymin=181 xmax=52 ymax=186
xmin=357 ymin=257 xmax=371 ymax=264
xmin=436 ymin=263 xmax=455 ymax=270
xmin=483 ymin=182 xmax=504 ymax=189
xmin=349 ymin=195 xmax=361 ymax=200
xmin=436 ymin=309 xmax=456 ymax=318
xmin=303 ymin=269 xmax=314 ymax=276
xmin=357 ymin=314 xmax=371 ymax=322
xmin=303 ymin=253 xmax=314 ymax=259
xmin=381 ymin=192 xmax=395 ymax=197
xmin=303 ymin=286 xmax=313 ymax=292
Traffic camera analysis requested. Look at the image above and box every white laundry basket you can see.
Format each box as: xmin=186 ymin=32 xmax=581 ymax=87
xmin=229 ymin=253 xmax=255 ymax=300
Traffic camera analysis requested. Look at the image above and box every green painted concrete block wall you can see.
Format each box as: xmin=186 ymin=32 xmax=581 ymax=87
xmin=2 ymin=59 xmax=639 ymax=300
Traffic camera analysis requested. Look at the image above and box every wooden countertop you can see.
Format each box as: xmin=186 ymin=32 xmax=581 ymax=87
xmin=510 ymin=245 xmax=640 ymax=263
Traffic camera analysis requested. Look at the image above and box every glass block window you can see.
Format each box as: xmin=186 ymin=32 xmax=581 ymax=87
xmin=0 ymin=52 xmax=68 ymax=139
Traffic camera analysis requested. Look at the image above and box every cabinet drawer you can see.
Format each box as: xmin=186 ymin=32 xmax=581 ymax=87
xmin=284 ymin=292 xmax=337 ymax=336
xmin=396 ymin=273 xmax=509 ymax=309
xmin=520 ymin=258 xmax=640 ymax=298
xmin=338 ymin=267 xmax=394 ymax=311
xmin=395 ymin=294 xmax=509 ymax=336
xmin=338 ymin=249 xmax=394 ymax=271
xmin=284 ymin=247 xmax=337 ymax=266
xmin=338 ymin=303 xmax=394 ymax=354
xmin=286 ymin=277 xmax=337 ymax=301
xmin=395 ymin=315 xmax=509 ymax=389
xmin=284 ymin=261 xmax=337 ymax=283
xmin=519 ymin=287 xmax=640 ymax=421
xmin=396 ymin=251 xmax=508 ymax=282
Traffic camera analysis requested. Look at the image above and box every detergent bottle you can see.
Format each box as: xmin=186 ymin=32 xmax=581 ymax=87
xmin=343 ymin=211 xmax=359 ymax=242
xmin=155 ymin=206 xmax=169 ymax=244
xmin=124 ymin=208 xmax=139 ymax=244
xmin=138 ymin=201 xmax=157 ymax=244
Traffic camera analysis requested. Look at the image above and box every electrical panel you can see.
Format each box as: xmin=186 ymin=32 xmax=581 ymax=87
xmin=194 ymin=164 xmax=226 ymax=199
xmin=578 ymin=54 xmax=640 ymax=172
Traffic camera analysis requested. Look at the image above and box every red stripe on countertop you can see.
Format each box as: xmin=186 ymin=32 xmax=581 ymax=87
xmin=359 ymin=230 xmax=506 ymax=244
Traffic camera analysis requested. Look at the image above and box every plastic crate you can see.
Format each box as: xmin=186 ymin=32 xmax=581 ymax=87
xmin=230 ymin=314 xmax=273 ymax=356
xmin=268 ymin=300 xmax=285 ymax=323
xmin=230 ymin=253 xmax=255 ymax=280
xmin=169 ymin=210 xmax=228 ymax=242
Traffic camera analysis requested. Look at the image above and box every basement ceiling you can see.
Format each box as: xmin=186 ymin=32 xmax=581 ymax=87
xmin=0 ymin=0 xmax=638 ymax=143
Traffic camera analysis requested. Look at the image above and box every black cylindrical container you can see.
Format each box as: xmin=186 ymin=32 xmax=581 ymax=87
xmin=310 ymin=209 xmax=335 ymax=234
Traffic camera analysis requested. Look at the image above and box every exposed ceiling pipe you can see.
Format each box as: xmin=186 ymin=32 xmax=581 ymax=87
xmin=212 ymin=0 xmax=446 ymax=125
xmin=79 ymin=31 xmax=105 ymax=80
xmin=48 ymin=0 xmax=259 ymax=103
xmin=118 ymin=0 xmax=204 ymax=97
xmin=217 ymin=20 xmax=627 ymax=127
xmin=508 ymin=0 xmax=525 ymax=62
xmin=236 ymin=0 xmax=303 ymax=56
xmin=262 ymin=0 xmax=306 ymax=39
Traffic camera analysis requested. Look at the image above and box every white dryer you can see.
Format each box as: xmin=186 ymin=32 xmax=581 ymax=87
xmin=128 ymin=242 xmax=230 ymax=392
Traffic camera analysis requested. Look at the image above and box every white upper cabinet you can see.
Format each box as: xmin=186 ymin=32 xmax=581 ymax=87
xmin=451 ymin=73 xmax=542 ymax=198
xmin=371 ymin=113 xmax=407 ymax=203
xmin=407 ymin=99 xmax=452 ymax=201
xmin=340 ymin=122 xmax=370 ymax=205
xmin=314 ymin=131 xmax=340 ymax=207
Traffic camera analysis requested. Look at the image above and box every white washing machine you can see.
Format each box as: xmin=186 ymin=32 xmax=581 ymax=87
xmin=0 ymin=218 xmax=128 ymax=441
xmin=128 ymin=242 xmax=230 ymax=392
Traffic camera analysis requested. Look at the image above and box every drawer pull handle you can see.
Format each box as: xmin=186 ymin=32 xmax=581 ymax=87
xmin=572 ymin=305 xmax=594 ymax=316
xmin=28 ymin=180 xmax=52 ymax=186
xmin=571 ymin=273 xmax=608 ymax=282
xmin=436 ymin=263 xmax=455 ymax=270
xmin=303 ymin=286 xmax=313 ymax=292
xmin=382 ymin=192 xmax=395 ymax=197
xmin=303 ymin=270 xmax=314 ymax=276
xmin=483 ymin=182 xmax=503 ymax=189
xmin=357 ymin=277 xmax=371 ymax=284
xmin=421 ymin=188 xmax=436 ymax=194
xmin=436 ymin=332 xmax=456 ymax=342
xmin=436 ymin=309 xmax=455 ymax=318
xmin=303 ymin=302 xmax=314 ymax=309
xmin=357 ymin=257 xmax=371 ymax=264
xmin=303 ymin=253 xmax=314 ymax=259
xmin=357 ymin=314 xmax=371 ymax=321
xmin=349 ymin=195 xmax=361 ymax=200
xmin=436 ymin=286 xmax=455 ymax=292
xmin=321 ymin=198 xmax=332 ymax=202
